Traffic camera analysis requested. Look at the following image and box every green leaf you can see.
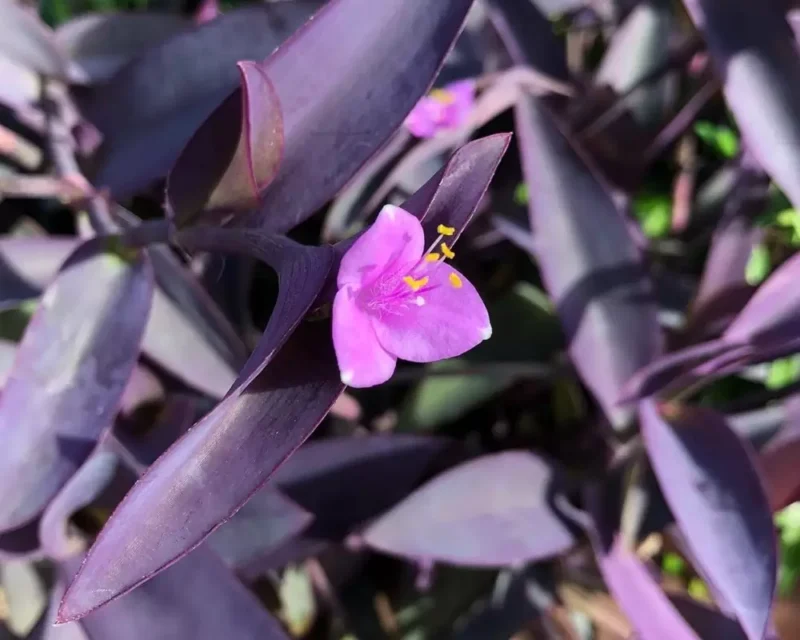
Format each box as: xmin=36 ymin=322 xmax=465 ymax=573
xmin=662 ymin=552 xmax=686 ymax=577
xmin=513 ymin=183 xmax=529 ymax=206
xmin=776 ymin=503 xmax=800 ymax=596
xmin=633 ymin=192 xmax=671 ymax=238
xmin=745 ymin=244 xmax=771 ymax=285
xmin=694 ymin=120 xmax=740 ymax=159
xmin=766 ymin=355 xmax=800 ymax=390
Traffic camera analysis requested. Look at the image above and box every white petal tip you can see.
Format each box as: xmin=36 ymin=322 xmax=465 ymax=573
xmin=415 ymin=296 xmax=425 ymax=306
xmin=480 ymin=326 xmax=492 ymax=340
xmin=340 ymin=370 xmax=354 ymax=385
xmin=383 ymin=205 xmax=397 ymax=221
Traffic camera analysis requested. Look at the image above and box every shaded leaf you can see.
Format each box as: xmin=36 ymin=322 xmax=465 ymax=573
xmin=0 ymin=0 xmax=68 ymax=77
xmin=274 ymin=434 xmax=455 ymax=540
xmin=57 ymin=234 xmax=337 ymax=622
xmin=586 ymin=486 xmax=701 ymax=640
xmin=167 ymin=60 xmax=283 ymax=225
xmin=515 ymin=95 xmax=661 ymax=429
xmin=760 ymin=396 xmax=800 ymax=510
xmin=640 ymin=401 xmax=776 ymax=640
xmin=39 ymin=450 xmax=120 ymax=560
xmin=51 ymin=550 xmax=291 ymax=640
xmin=687 ymin=158 xmax=769 ymax=341
xmin=83 ymin=3 xmax=321 ymax=198
xmin=247 ymin=0 xmax=477 ymax=232
xmin=0 ymin=237 xmax=152 ymax=532
xmin=596 ymin=0 xmax=675 ymax=127
xmin=682 ymin=0 xmax=800 ymax=209
xmin=485 ymin=0 xmax=568 ymax=80
xmin=55 ymin=12 xmax=187 ymax=84
xmin=0 ymin=231 xmax=241 ymax=398
xmin=362 ymin=451 xmax=574 ymax=567
xmin=58 ymin=135 xmax=507 ymax=620
xmin=208 ymin=490 xmax=313 ymax=572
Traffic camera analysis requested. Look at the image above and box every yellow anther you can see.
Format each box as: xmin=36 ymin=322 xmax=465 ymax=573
xmin=440 ymin=242 xmax=455 ymax=260
xmin=437 ymin=224 xmax=455 ymax=236
xmin=429 ymin=89 xmax=455 ymax=105
xmin=425 ymin=253 xmax=440 ymax=262
xmin=449 ymin=272 xmax=463 ymax=289
xmin=403 ymin=275 xmax=429 ymax=292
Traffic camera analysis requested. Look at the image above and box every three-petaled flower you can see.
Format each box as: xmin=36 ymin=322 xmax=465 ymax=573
xmin=404 ymin=79 xmax=476 ymax=139
xmin=332 ymin=205 xmax=492 ymax=388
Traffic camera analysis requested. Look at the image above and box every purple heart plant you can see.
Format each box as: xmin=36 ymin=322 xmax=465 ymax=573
xmin=0 ymin=0 xmax=799 ymax=639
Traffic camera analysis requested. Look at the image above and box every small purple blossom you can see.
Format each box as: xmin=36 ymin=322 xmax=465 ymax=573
xmin=404 ymin=80 xmax=476 ymax=139
xmin=332 ymin=205 xmax=492 ymax=388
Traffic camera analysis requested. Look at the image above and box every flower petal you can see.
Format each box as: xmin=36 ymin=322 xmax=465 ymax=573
xmin=337 ymin=205 xmax=424 ymax=288
xmin=443 ymin=79 xmax=475 ymax=129
xmin=371 ymin=263 xmax=491 ymax=362
xmin=405 ymin=103 xmax=439 ymax=138
xmin=333 ymin=286 xmax=397 ymax=387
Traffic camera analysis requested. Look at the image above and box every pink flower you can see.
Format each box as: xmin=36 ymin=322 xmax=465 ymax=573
xmin=404 ymin=80 xmax=476 ymax=139
xmin=332 ymin=205 xmax=492 ymax=388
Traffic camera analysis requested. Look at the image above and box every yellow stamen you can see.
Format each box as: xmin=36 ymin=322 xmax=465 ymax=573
xmin=440 ymin=242 xmax=455 ymax=260
xmin=429 ymin=89 xmax=455 ymax=105
xmin=425 ymin=253 xmax=440 ymax=262
xmin=437 ymin=224 xmax=455 ymax=236
xmin=403 ymin=275 xmax=429 ymax=291
xmin=449 ymin=272 xmax=463 ymax=289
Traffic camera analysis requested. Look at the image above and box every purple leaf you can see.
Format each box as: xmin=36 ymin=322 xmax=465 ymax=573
xmin=274 ymin=434 xmax=455 ymax=540
xmin=115 ymin=208 xmax=249 ymax=390
xmin=596 ymin=542 xmax=700 ymax=639
xmin=681 ymin=0 xmax=800 ymax=210
xmin=0 ymin=232 xmax=240 ymax=399
xmin=640 ymin=400 xmax=776 ymax=640
xmin=113 ymin=395 xmax=314 ymax=570
xmin=322 ymin=130 xmax=412 ymax=242
xmin=0 ymin=237 xmax=153 ymax=533
xmin=686 ymin=159 xmax=769 ymax=341
xmin=112 ymin=395 xmax=199 ymax=474
xmin=724 ymin=251 xmax=800 ymax=347
xmin=759 ymin=396 xmax=800 ymax=510
xmin=54 ymin=12 xmax=188 ymax=84
xmin=208 ymin=489 xmax=313 ymax=572
xmin=515 ymin=95 xmax=662 ymax=429
xmin=167 ymin=60 xmax=283 ymax=225
xmin=119 ymin=365 xmax=163 ymax=416
xmin=39 ymin=450 xmax=120 ymax=560
xmin=48 ymin=550 xmax=291 ymax=640
xmin=595 ymin=0 xmax=676 ymax=127
xmin=485 ymin=0 xmax=568 ymax=80
xmin=0 ymin=236 xmax=79 ymax=296
xmin=401 ymin=133 xmax=511 ymax=238
xmin=362 ymin=451 xmax=574 ymax=567
xmin=668 ymin=594 xmax=748 ymax=639
xmin=57 ymin=235 xmax=337 ymax=622
xmin=585 ymin=486 xmax=701 ymax=640
xmin=58 ymin=136 xmax=506 ymax=620
xmin=0 ymin=520 xmax=40 ymax=561
xmin=246 ymin=0 xmax=477 ymax=232
xmin=83 ymin=3 xmax=321 ymax=198
xmin=0 ymin=0 xmax=68 ymax=78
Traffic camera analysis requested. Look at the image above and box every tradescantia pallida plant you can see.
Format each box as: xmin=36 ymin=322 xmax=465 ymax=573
xmin=2 ymin=0 xmax=800 ymax=638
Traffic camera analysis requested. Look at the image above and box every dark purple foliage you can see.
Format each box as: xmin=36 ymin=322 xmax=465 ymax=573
xmin=0 ymin=237 xmax=152 ymax=532
xmin=4 ymin=0 xmax=800 ymax=637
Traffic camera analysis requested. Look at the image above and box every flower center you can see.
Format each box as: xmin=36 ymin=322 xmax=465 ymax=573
xmin=396 ymin=223 xmax=462 ymax=303
xmin=429 ymin=89 xmax=455 ymax=105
